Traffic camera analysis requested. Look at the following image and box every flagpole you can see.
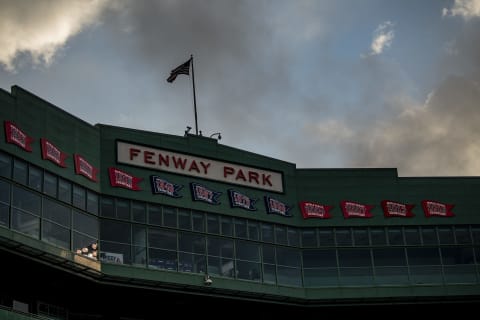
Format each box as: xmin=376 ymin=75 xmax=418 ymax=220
xmin=190 ymin=54 xmax=199 ymax=135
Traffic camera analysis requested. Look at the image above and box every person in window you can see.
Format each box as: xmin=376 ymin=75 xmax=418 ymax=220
xmin=75 ymin=242 xmax=98 ymax=260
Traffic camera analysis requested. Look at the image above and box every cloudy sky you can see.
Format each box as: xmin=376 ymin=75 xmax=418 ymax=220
xmin=1 ymin=0 xmax=480 ymax=177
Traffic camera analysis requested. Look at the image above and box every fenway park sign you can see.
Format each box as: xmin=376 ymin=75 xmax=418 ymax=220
xmin=117 ymin=141 xmax=283 ymax=192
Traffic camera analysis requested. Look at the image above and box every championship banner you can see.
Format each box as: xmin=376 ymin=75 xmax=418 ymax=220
xmin=265 ymin=196 xmax=292 ymax=217
xmin=151 ymin=176 xmax=183 ymax=198
xmin=299 ymin=201 xmax=332 ymax=219
xmin=108 ymin=167 xmax=142 ymax=190
xmin=228 ymin=189 xmax=257 ymax=211
xmin=381 ymin=200 xmax=414 ymax=218
xmin=421 ymin=200 xmax=455 ymax=217
xmin=191 ymin=182 xmax=221 ymax=205
xmin=340 ymin=200 xmax=374 ymax=218
xmin=4 ymin=121 xmax=33 ymax=152
xmin=74 ymin=154 xmax=98 ymax=182
xmin=41 ymin=138 xmax=68 ymax=167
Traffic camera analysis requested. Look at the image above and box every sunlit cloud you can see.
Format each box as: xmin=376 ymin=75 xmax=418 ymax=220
xmin=0 ymin=0 xmax=116 ymax=72
xmin=443 ymin=0 xmax=480 ymax=20
xmin=369 ymin=21 xmax=395 ymax=56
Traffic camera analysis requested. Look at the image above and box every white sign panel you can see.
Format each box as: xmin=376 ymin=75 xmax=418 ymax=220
xmin=117 ymin=141 xmax=283 ymax=192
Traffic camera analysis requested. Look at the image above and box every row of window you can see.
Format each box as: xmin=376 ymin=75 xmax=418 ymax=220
xmin=0 ymin=151 xmax=98 ymax=215
xmin=99 ymin=219 xmax=480 ymax=287
xmin=0 ymin=180 xmax=98 ymax=253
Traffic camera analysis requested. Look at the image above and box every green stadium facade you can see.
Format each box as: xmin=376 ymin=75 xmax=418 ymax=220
xmin=0 ymin=85 xmax=479 ymax=319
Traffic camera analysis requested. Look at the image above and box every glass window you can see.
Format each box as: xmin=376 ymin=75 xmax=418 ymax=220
xmin=178 ymin=209 xmax=191 ymax=230
xmin=236 ymin=260 xmax=261 ymax=281
xmin=277 ymin=266 xmax=302 ymax=287
xmin=73 ymin=210 xmax=98 ymax=238
xmin=276 ymin=247 xmax=300 ymax=267
xmin=86 ymin=191 xmax=99 ymax=215
xmin=100 ymin=197 xmax=115 ymax=218
xmin=58 ymin=178 xmax=71 ymax=204
xmin=179 ymin=232 xmax=205 ymax=254
xmin=0 ymin=179 xmax=10 ymax=204
xmin=248 ymin=221 xmax=259 ymax=241
xmin=370 ymin=227 xmax=387 ymax=246
xmin=13 ymin=158 xmax=27 ymax=185
xmin=261 ymin=223 xmax=274 ymax=243
xmin=148 ymin=228 xmax=177 ymax=250
xmin=192 ymin=211 xmax=205 ymax=232
xmin=288 ymin=227 xmax=299 ymax=247
xmin=318 ymin=228 xmax=335 ymax=246
xmin=263 ymin=263 xmax=276 ymax=284
xmin=100 ymin=220 xmax=131 ymax=244
xmin=148 ymin=204 xmax=162 ymax=225
xmin=441 ymin=247 xmax=474 ymax=265
xmin=116 ymin=199 xmax=130 ymax=220
xmin=304 ymin=267 xmax=339 ymax=287
xmin=11 ymin=209 xmax=40 ymax=238
xmin=207 ymin=236 xmax=234 ymax=277
xmin=132 ymin=225 xmax=146 ymax=246
xmin=179 ymin=252 xmax=205 ymax=273
xmin=234 ymin=218 xmax=247 ymax=238
xmin=438 ymin=226 xmax=455 ymax=245
xmin=163 ymin=206 xmax=177 ymax=227
xmin=43 ymin=172 xmax=57 ymax=197
xmin=0 ymin=151 xmax=12 ymax=178
xmin=43 ymin=198 xmax=71 ymax=227
xmin=302 ymin=228 xmax=317 ymax=247
xmin=28 ymin=165 xmax=42 ymax=191
xmin=133 ymin=246 xmax=146 ymax=266
xmin=455 ymin=226 xmax=471 ymax=244
xmin=221 ymin=216 xmax=233 ymax=236
xmin=207 ymin=214 xmax=219 ymax=234
xmin=335 ymin=228 xmax=352 ymax=246
xmin=338 ymin=248 xmax=372 ymax=267
xmin=372 ymin=248 xmax=406 ymax=266
xmin=421 ymin=227 xmax=438 ymax=245
xmin=407 ymin=247 xmax=441 ymax=265
xmin=236 ymin=240 xmax=260 ymax=262
xmin=353 ymin=228 xmax=369 ymax=246
xmin=262 ymin=245 xmax=276 ymax=264
xmin=12 ymin=186 xmax=41 ymax=215
xmin=275 ymin=225 xmax=287 ymax=245
xmin=471 ymin=225 xmax=480 ymax=245
xmin=303 ymin=249 xmax=337 ymax=268
xmin=207 ymin=236 xmax=234 ymax=258
xmin=404 ymin=227 xmax=421 ymax=245
xmin=0 ymin=181 xmax=10 ymax=227
xmin=100 ymin=241 xmax=131 ymax=264
xmin=388 ymin=227 xmax=404 ymax=245
xmin=42 ymin=220 xmax=70 ymax=249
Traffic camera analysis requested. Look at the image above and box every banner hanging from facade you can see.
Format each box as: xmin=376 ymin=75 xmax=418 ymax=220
xmin=108 ymin=167 xmax=142 ymax=190
xmin=228 ymin=189 xmax=257 ymax=211
xmin=4 ymin=121 xmax=34 ymax=152
xmin=190 ymin=182 xmax=222 ymax=205
xmin=74 ymin=154 xmax=98 ymax=182
xmin=265 ymin=196 xmax=292 ymax=217
xmin=422 ymin=200 xmax=455 ymax=217
xmin=299 ymin=201 xmax=333 ymax=219
xmin=41 ymin=138 xmax=68 ymax=167
xmin=151 ymin=176 xmax=183 ymax=198
xmin=341 ymin=200 xmax=374 ymax=218
xmin=381 ymin=200 xmax=414 ymax=217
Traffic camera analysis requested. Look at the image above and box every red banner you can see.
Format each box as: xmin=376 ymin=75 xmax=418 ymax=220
xmin=108 ymin=167 xmax=142 ymax=190
xmin=4 ymin=121 xmax=33 ymax=152
xmin=340 ymin=200 xmax=374 ymax=218
xmin=74 ymin=154 xmax=98 ymax=182
xmin=381 ymin=200 xmax=414 ymax=217
xmin=421 ymin=200 xmax=454 ymax=217
xmin=41 ymin=138 xmax=68 ymax=167
xmin=299 ymin=201 xmax=333 ymax=219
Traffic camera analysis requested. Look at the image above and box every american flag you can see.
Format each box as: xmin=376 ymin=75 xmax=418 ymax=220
xmin=167 ymin=58 xmax=191 ymax=83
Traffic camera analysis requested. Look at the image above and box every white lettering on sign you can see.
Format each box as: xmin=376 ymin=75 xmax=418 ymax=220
xmin=117 ymin=141 xmax=283 ymax=192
